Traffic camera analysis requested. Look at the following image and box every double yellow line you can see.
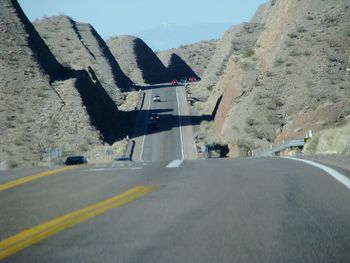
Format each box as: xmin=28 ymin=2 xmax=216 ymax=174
xmin=0 ymin=166 xmax=79 ymax=192
xmin=0 ymin=185 xmax=155 ymax=260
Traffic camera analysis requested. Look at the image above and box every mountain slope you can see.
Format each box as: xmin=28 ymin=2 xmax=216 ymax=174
xmin=156 ymin=39 xmax=218 ymax=78
xmin=107 ymin=35 xmax=171 ymax=85
xmin=34 ymin=16 xmax=133 ymax=104
xmin=191 ymin=0 xmax=350 ymax=156
xmin=157 ymin=53 xmax=199 ymax=80
xmin=0 ymin=0 xmax=122 ymax=168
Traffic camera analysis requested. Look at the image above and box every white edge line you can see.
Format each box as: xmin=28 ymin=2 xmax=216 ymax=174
xmin=139 ymin=89 xmax=152 ymax=162
xmin=284 ymin=157 xmax=350 ymax=190
xmin=84 ymin=167 xmax=142 ymax=172
xmin=166 ymin=160 xmax=183 ymax=168
xmin=175 ymin=86 xmax=185 ymax=160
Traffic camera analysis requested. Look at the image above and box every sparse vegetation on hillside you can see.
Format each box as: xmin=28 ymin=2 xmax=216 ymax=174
xmin=156 ymin=39 xmax=218 ymax=77
xmin=107 ymin=35 xmax=171 ymax=85
xmin=33 ymin=16 xmax=133 ymax=105
xmin=187 ymin=0 xmax=350 ymax=156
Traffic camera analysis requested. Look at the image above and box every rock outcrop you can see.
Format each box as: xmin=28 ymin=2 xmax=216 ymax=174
xmin=107 ymin=35 xmax=171 ymax=85
xmin=0 ymin=0 xmax=122 ymax=168
xmin=191 ymin=0 xmax=350 ymax=155
xmin=34 ymin=16 xmax=133 ymax=104
xmin=157 ymin=52 xmax=199 ymax=80
xmin=156 ymin=39 xmax=218 ymax=77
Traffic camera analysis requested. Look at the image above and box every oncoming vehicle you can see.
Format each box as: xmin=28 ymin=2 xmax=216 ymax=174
xmin=64 ymin=155 xmax=87 ymax=165
xmin=171 ymin=79 xmax=178 ymax=86
xmin=153 ymin=95 xmax=161 ymax=102
xmin=180 ymin=77 xmax=187 ymax=84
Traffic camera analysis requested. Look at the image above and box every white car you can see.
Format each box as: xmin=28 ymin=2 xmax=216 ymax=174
xmin=153 ymin=95 xmax=161 ymax=102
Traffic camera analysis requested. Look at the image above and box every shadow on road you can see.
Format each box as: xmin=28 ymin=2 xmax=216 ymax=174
xmin=117 ymin=108 xmax=211 ymax=139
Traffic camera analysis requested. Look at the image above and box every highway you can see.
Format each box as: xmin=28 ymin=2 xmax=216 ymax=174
xmin=1 ymin=158 xmax=350 ymax=262
xmin=0 ymin=84 xmax=350 ymax=262
xmin=131 ymin=83 xmax=197 ymax=162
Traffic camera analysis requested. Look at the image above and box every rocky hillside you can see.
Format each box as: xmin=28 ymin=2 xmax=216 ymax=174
xmin=33 ymin=16 xmax=133 ymax=105
xmin=0 ymin=0 xmax=123 ymax=169
xmin=157 ymin=52 xmax=199 ymax=80
xmin=156 ymin=39 xmax=217 ymax=77
xmin=107 ymin=35 xmax=171 ymax=85
xmin=191 ymin=0 xmax=350 ymax=156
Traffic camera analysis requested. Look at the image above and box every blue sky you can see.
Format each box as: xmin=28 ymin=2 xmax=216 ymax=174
xmin=18 ymin=0 xmax=267 ymax=49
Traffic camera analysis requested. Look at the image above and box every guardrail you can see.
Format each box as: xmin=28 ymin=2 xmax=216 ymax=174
xmin=253 ymin=139 xmax=304 ymax=157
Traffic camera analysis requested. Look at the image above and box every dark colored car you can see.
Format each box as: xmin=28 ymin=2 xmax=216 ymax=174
xmin=114 ymin=156 xmax=131 ymax=161
xmin=180 ymin=77 xmax=187 ymax=84
xmin=149 ymin=113 xmax=160 ymax=122
xmin=64 ymin=155 xmax=87 ymax=165
xmin=147 ymin=119 xmax=158 ymax=131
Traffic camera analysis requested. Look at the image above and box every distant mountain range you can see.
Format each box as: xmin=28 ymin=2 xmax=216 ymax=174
xmin=134 ymin=23 xmax=231 ymax=51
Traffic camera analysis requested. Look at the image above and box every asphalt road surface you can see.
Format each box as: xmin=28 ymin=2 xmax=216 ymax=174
xmin=1 ymin=84 xmax=350 ymax=262
xmin=131 ymin=84 xmax=197 ymax=162
xmin=0 ymin=158 xmax=350 ymax=262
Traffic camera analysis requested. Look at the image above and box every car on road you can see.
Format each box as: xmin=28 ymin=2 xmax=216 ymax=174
xmin=64 ymin=155 xmax=87 ymax=165
xmin=188 ymin=76 xmax=197 ymax=82
xmin=153 ymin=95 xmax=161 ymax=102
xmin=149 ymin=113 xmax=160 ymax=122
xmin=171 ymin=79 xmax=178 ymax=86
xmin=147 ymin=119 xmax=158 ymax=131
xmin=180 ymin=77 xmax=187 ymax=84
xmin=114 ymin=156 xmax=131 ymax=161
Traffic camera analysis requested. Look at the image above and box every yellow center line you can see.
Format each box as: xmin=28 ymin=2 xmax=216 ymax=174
xmin=0 ymin=166 xmax=79 ymax=192
xmin=0 ymin=185 xmax=156 ymax=260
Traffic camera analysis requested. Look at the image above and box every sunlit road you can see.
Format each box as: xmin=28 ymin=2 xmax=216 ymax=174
xmin=0 ymin=157 xmax=350 ymax=262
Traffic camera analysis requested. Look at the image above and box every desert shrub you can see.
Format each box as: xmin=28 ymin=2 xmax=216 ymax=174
xmin=242 ymin=48 xmax=255 ymax=58
xmin=244 ymin=126 xmax=265 ymax=140
xmin=328 ymin=56 xmax=338 ymax=62
xmin=8 ymin=160 xmax=19 ymax=168
xmin=207 ymin=85 xmax=214 ymax=92
xmin=267 ymin=114 xmax=281 ymax=124
xmin=79 ymin=144 xmax=89 ymax=152
xmin=274 ymin=58 xmax=285 ymax=66
xmin=288 ymin=33 xmax=298 ymax=39
xmin=266 ymin=98 xmax=284 ymax=110
xmin=265 ymin=71 xmax=275 ymax=77
xmin=289 ymin=50 xmax=301 ymax=56
xmin=246 ymin=117 xmax=258 ymax=126
xmin=296 ymin=26 xmax=307 ymax=33
xmin=285 ymin=40 xmax=295 ymax=47
xmin=323 ymin=15 xmax=337 ymax=26
xmin=306 ymin=81 xmax=314 ymax=89
xmin=14 ymin=138 xmax=23 ymax=146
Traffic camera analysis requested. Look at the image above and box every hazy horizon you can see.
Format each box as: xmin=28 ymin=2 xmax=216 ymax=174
xmin=18 ymin=0 xmax=267 ymax=50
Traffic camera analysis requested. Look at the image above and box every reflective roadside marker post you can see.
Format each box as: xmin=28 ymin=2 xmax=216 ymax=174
xmin=48 ymin=148 xmax=61 ymax=168
xmin=48 ymin=147 xmax=51 ymax=168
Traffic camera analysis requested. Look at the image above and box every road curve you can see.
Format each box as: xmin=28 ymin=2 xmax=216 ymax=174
xmin=0 ymin=157 xmax=350 ymax=262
